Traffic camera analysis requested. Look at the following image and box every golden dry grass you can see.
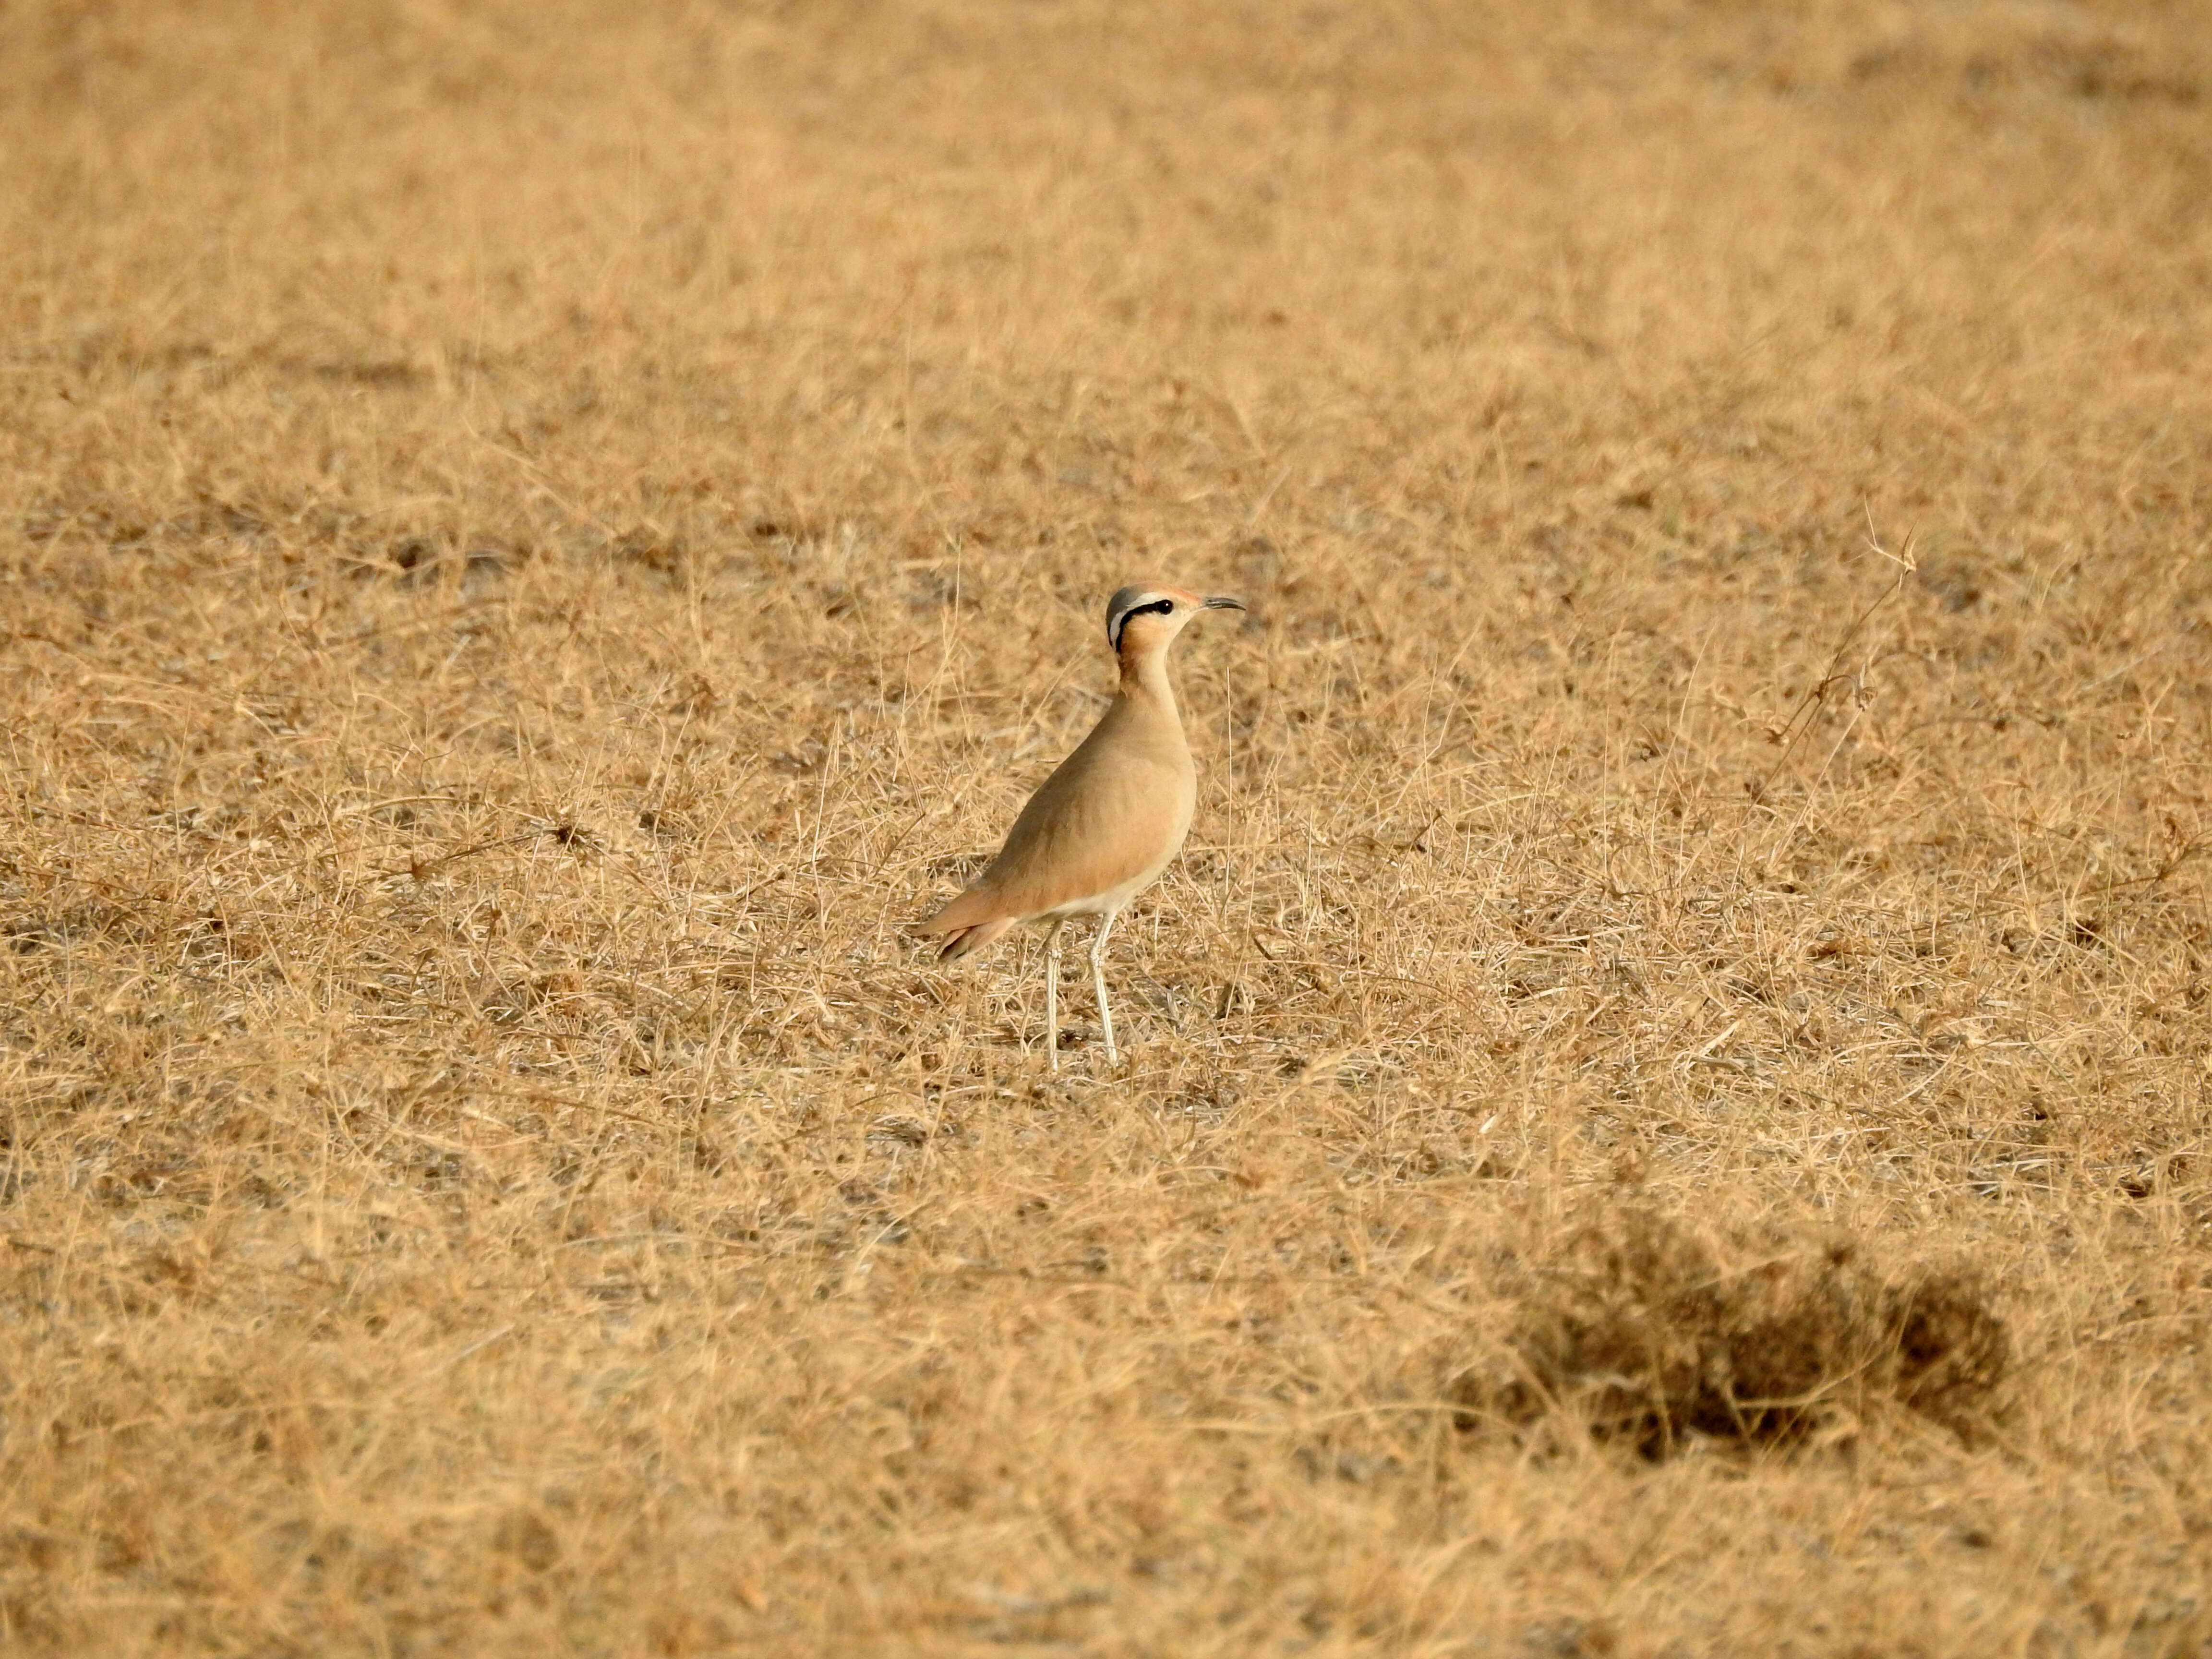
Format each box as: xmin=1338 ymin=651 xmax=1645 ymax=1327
xmin=4 ymin=0 xmax=2212 ymax=1652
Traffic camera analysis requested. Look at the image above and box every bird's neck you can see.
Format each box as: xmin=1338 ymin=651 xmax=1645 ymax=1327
xmin=1116 ymin=648 xmax=1179 ymax=721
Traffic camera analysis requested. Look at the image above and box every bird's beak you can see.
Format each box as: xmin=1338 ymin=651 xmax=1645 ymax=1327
xmin=1202 ymin=595 xmax=1247 ymax=612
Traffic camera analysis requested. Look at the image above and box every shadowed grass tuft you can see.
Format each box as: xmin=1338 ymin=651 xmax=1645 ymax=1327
xmin=1453 ymin=1205 xmax=2009 ymax=1457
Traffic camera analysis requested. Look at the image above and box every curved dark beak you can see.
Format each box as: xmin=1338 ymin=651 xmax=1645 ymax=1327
xmin=1202 ymin=595 xmax=1247 ymax=612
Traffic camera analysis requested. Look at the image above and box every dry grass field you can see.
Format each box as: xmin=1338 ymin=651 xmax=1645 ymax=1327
xmin=4 ymin=0 xmax=2212 ymax=1652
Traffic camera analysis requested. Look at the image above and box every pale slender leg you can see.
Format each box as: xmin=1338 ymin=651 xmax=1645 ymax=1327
xmin=1042 ymin=922 xmax=1064 ymax=1071
xmin=1090 ymin=910 xmax=1119 ymax=1066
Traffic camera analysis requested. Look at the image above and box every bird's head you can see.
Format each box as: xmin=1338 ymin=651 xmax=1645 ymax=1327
xmin=1105 ymin=583 xmax=1246 ymax=658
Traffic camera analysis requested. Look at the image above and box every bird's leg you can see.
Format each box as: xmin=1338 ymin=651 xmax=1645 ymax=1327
xmin=1090 ymin=910 xmax=1119 ymax=1066
xmin=1042 ymin=921 xmax=1063 ymax=1071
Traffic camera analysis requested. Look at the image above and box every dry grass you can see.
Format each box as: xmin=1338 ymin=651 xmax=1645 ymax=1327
xmin=4 ymin=0 xmax=2212 ymax=1652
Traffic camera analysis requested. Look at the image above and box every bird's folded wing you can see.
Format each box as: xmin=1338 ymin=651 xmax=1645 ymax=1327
xmin=916 ymin=755 xmax=1178 ymax=933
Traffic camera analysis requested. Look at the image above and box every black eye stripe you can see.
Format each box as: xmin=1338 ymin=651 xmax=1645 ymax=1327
xmin=1109 ymin=598 xmax=1177 ymax=649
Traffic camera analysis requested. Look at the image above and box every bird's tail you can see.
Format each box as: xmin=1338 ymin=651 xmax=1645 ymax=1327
xmin=914 ymin=882 xmax=1015 ymax=959
xmin=927 ymin=916 xmax=1013 ymax=960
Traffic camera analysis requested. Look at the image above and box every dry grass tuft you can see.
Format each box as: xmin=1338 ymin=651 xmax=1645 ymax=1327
xmin=1454 ymin=1203 xmax=2010 ymax=1456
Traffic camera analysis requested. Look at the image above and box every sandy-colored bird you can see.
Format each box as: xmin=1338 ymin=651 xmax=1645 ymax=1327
xmin=915 ymin=582 xmax=1245 ymax=1068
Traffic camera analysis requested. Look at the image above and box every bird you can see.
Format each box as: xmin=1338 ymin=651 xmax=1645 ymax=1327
xmin=914 ymin=582 xmax=1246 ymax=1069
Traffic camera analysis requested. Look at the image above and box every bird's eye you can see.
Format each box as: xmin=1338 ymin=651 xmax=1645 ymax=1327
xmin=1158 ymin=600 xmax=1176 ymax=613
